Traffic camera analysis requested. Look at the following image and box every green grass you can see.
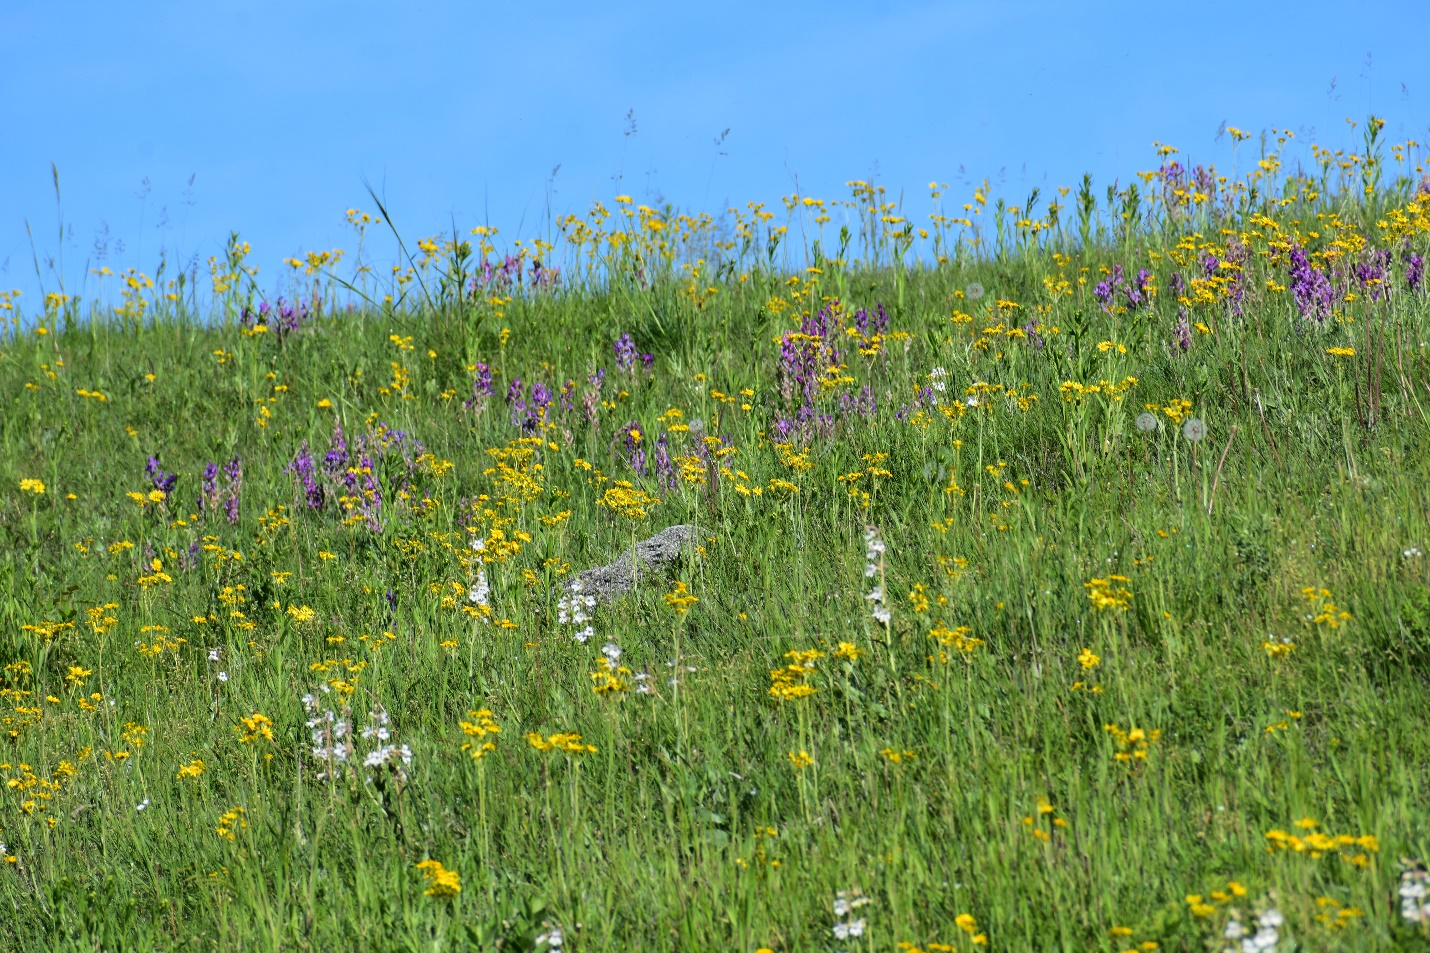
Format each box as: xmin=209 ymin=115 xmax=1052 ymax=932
xmin=2 ymin=168 xmax=1430 ymax=952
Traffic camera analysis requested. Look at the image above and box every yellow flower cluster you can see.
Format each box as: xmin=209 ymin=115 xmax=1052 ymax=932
xmin=415 ymin=859 xmax=461 ymax=897
xmin=1148 ymin=398 xmax=1193 ymax=423
xmin=663 ymin=580 xmax=698 ymax=614
xmin=1103 ymin=723 xmax=1161 ymax=763
xmin=1184 ymin=879 xmax=1247 ymax=918
xmin=897 ymin=911 xmax=987 ymax=949
xmin=215 ymin=806 xmax=247 ymax=841
xmin=1022 ymin=797 xmax=1068 ymax=842
xmin=526 ymin=731 xmax=596 ymax=755
xmin=459 ymin=709 xmax=501 ymax=759
xmin=1303 ymin=587 xmax=1351 ymax=628
xmin=236 ymin=713 xmax=274 ymax=744
xmin=930 ymin=622 xmax=983 ymax=658
xmin=590 ymin=658 xmax=631 ymax=695
xmin=1265 ymin=818 xmax=1378 ymax=865
xmin=595 ymin=481 xmax=660 ymax=520
xmin=1060 ymin=377 xmax=1138 ymax=402
xmin=1085 ymin=575 xmax=1132 ymax=611
xmin=768 ymin=649 xmax=823 ymax=702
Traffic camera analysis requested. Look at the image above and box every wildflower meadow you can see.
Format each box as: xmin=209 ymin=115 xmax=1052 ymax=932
xmin=2 ymin=119 xmax=1430 ymax=951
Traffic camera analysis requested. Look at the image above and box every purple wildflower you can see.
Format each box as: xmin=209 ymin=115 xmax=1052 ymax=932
xmin=853 ymin=302 xmax=889 ymax=340
xmin=1170 ymin=308 xmax=1192 ymax=355
xmin=1405 ymin=248 xmax=1424 ymax=292
xmin=1354 ymin=248 xmax=1392 ymax=301
xmin=1022 ymin=321 xmax=1045 ymax=351
xmin=779 ymin=302 xmax=844 ymax=409
xmin=199 ymin=462 xmax=220 ymax=514
xmin=616 ymin=420 xmax=648 ymax=475
xmin=1192 ymin=164 xmax=1216 ymax=202
xmin=464 ymin=362 xmax=493 ymax=412
xmin=1224 ymin=241 xmax=1251 ymax=315
xmin=773 ymin=404 xmax=835 ymax=445
xmin=286 ymin=442 xmax=324 ymax=510
xmin=653 ymin=432 xmax=677 ymax=490
xmin=1093 ymin=265 xmax=1124 ymax=309
xmin=1288 ymin=245 xmax=1333 ymax=324
xmin=145 ymin=456 xmax=178 ymax=497
xmin=583 ymin=369 xmax=605 ymax=427
xmin=531 ymin=382 xmax=552 ymax=419
xmin=222 ymin=457 xmax=242 ymax=525
xmin=839 ymin=385 xmax=878 ymax=418
xmin=1121 ymin=268 xmax=1153 ymax=310
xmin=323 ymin=420 xmax=349 ymax=478
xmin=613 ymin=334 xmax=638 ymax=373
xmin=507 ymin=377 xmax=528 ymax=429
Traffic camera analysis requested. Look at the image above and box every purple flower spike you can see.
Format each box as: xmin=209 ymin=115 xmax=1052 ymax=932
xmin=613 ymin=333 xmax=638 ymax=373
xmin=1288 ymin=244 xmax=1333 ymax=324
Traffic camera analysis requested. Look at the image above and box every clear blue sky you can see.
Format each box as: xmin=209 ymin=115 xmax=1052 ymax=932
xmin=2 ymin=0 xmax=1426 ymax=307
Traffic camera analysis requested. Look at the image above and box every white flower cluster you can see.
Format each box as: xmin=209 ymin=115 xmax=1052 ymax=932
xmin=208 ymin=647 xmax=229 ymax=683
xmin=468 ymin=537 xmax=491 ymax=621
xmin=832 ymin=888 xmax=870 ymax=946
xmin=1402 ymin=864 xmax=1430 ymax=924
xmin=864 ymin=527 xmax=890 ymax=625
xmin=304 ymin=690 xmax=354 ymax=779
xmin=1222 ymin=907 xmax=1282 ymax=953
xmin=361 ymin=705 xmax=414 ymax=777
xmin=929 ymin=366 xmax=948 ymax=394
xmin=535 ymin=923 xmax=564 ymax=949
xmin=557 ymin=578 xmax=596 ymax=644
xmin=302 ymin=694 xmax=412 ymax=782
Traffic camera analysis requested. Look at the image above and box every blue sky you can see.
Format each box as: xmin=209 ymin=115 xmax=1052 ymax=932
xmin=1 ymin=0 xmax=1427 ymax=308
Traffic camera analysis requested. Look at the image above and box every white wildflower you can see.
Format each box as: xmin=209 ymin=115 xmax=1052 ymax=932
xmin=1401 ymin=864 xmax=1430 ymax=924
xmin=363 ymin=744 xmax=413 ymax=768
xmin=468 ymin=568 xmax=490 ymax=608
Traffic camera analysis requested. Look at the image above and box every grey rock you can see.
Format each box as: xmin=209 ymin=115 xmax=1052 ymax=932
xmin=563 ymin=524 xmax=706 ymax=603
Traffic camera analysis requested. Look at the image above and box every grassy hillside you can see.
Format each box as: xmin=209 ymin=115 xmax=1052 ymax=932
xmin=2 ymin=136 xmax=1430 ymax=950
